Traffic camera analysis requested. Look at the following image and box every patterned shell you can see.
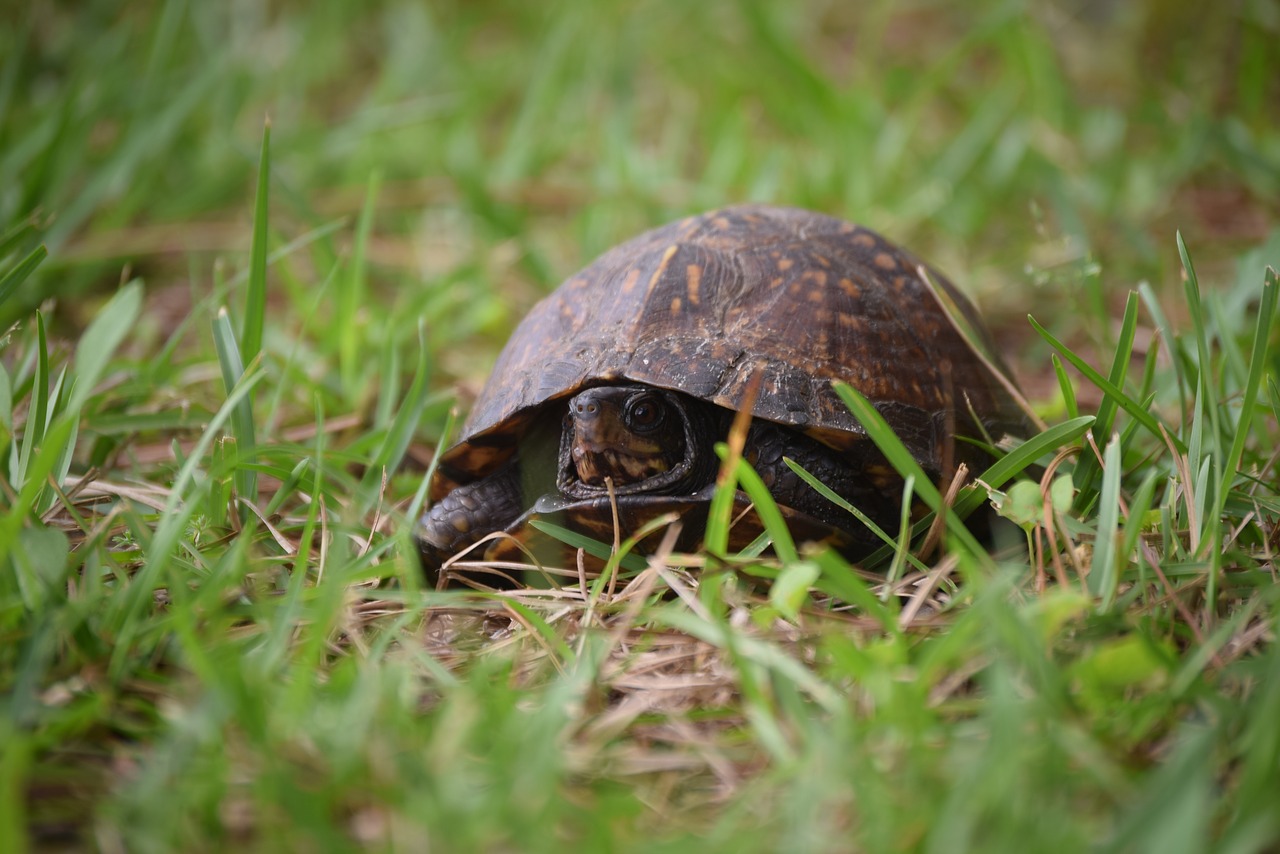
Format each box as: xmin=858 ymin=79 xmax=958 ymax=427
xmin=430 ymin=205 xmax=1024 ymax=499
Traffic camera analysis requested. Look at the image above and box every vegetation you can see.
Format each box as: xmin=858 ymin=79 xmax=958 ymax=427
xmin=2 ymin=0 xmax=1278 ymax=850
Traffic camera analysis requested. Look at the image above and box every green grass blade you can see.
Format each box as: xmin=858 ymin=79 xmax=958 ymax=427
xmin=1179 ymin=232 xmax=1221 ymax=459
xmin=359 ymin=319 xmax=431 ymax=512
xmin=718 ymin=449 xmax=798 ymax=564
xmin=1089 ymin=435 xmax=1123 ymax=610
xmin=0 ymin=413 xmax=75 ymax=567
xmin=1120 ymin=469 xmax=1160 ymax=576
xmin=0 ymin=723 xmax=30 ymax=854
xmin=1028 ymin=312 xmax=1185 ymax=455
xmin=1218 ymin=267 xmax=1276 ymax=512
xmin=0 ymin=362 xmax=10 ymax=452
xmin=0 ymin=221 xmax=36 ymax=259
xmin=653 ymin=606 xmax=844 ymax=715
xmin=1269 ymin=376 xmax=1280 ymax=434
xmin=109 ymin=365 xmax=266 ymax=677
xmin=1074 ymin=290 xmax=1138 ymax=500
xmin=14 ymin=311 xmax=50 ymax=493
xmin=241 ymin=120 xmax=270 ymax=364
xmin=67 ymin=280 xmax=142 ymax=414
xmin=1051 ymin=353 xmax=1078 ymax=420
xmin=212 ymin=307 xmax=258 ymax=518
xmin=784 ymin=456 xmax=917 ymax=562
xmin=704 ymin=444 xmax=741 ymax=556
xmin=1139 ymin=280 xmax=1188 ymax=415
xmin=339 ymin=173 xmax=379 ymax=395
xmin=0 ymin=244 xmax=45 ymax=309
xmin=834 ymin=382 xmax=988 ymax=559
xmin=524 ymin=520 xmax=650 ymax=573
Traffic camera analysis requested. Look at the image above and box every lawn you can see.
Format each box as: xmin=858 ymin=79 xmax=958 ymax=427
xmin=3 ymin=1 xmax=1279 ymax=851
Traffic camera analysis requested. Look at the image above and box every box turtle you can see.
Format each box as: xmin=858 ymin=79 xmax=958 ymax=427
xmin=416 ymin=205 xmax=1024 ymax=582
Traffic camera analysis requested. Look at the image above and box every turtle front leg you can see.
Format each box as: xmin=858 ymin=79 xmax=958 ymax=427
xmin=415 ymin=461 xmax=526 ymax=584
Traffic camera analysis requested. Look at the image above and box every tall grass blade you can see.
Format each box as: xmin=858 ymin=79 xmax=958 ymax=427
xmin=0 ymin=414 xmax=74 ymax=567
xmin=1089 ymin=435 xmax=1123 ymax=610
xmin=1028 ymin=314 xmax=1183 ymax=454
xmin=1139 ymin=280 xmax=1187 ymax=414
xmin=359 ymin=319 xmax=431 ymax=512
xmin=1051 ymin=353 xmax=1078 ymax=419
xmin=340 ymin=173 xmax=379 ymax=395
xmin=241 ymin=120 xmax=270 ymax=364
xmin=953 ymin=415 xmax=1096 ymax=517
xmin=67 ymin=281 xmax=142 ymax=413
xmin=1073 ymin=291 xmax=1139 ymax=502
xmin=212 ymin=307 xmax=257 ymax=519
xmin=0 ymin=363 xmax=10 ymax=451
xmin=1179 ymin=232 xmax=1221 ymax=459
xmin=719 ymin=450 xmax=798 ymax=564
xmin=834 ymin=382 xmax=987 ymax=559
xmin=1218 ymin=267 xmax=1276 ymax=513
xmin=0 ymin=244 xmax=45 ymax=309
xmin=14 ymin=312 xmax=50 ymax=493
xmin=109 ymin=366 xmax=265 ymax=676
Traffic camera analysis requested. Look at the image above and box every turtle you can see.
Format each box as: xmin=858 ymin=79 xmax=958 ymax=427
xmin=415 ymin=205 xmax=1025 ymax=583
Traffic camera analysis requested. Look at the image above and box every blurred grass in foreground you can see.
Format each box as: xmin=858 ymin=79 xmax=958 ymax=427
xmin=2 ymin=0 xmax=1279 ymax=850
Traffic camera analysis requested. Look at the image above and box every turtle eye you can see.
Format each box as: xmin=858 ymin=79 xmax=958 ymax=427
xmin=625 ymin=394 xmax=665 ymax=432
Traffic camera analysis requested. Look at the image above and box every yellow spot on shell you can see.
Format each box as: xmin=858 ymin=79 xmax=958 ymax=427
xmin=647 ymin=245 xmax=679 ymax=295
xmin=620 ymin=268 xmax=641 ymax=293
xmin=839 ymin=278 xmax=860 ymax=298
xmin=808 ymin=289 xmax=825 ymax=302
xmin=671 ymin=296 xmax=682 ymax=313
xmin=686 ymin=264 xmax=702 ymax=305
xmin=852 ymin=232 xmax=877 ymax=248
xmin=778 ymin=257 xmax=794 ymax=271
xmin=838 ymin=222 xmax=857 ymax=234
xmin=874 ymin=253 xmax=898 ymax=270
xmin=804 ymin=269 xmax=828 ymax=287
xmin=713 ymin=216 xmax=731 ymax=230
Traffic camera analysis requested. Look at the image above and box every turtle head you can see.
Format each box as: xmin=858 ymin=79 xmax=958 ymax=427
xmin=564 ymin=386 xmax=688 ymax=488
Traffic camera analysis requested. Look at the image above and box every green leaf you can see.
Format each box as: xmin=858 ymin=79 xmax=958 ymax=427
xmin=1071 ymin=634 xmax=1171 ymax=696
xmin=990 ymin=480 xmax=1045 ymax=529
xmin=770 ymin=560 xmax=821 ymax=621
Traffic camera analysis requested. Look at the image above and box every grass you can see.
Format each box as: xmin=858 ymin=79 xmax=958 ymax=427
xmin=3 ymin=0 xmax=1280 ymax=850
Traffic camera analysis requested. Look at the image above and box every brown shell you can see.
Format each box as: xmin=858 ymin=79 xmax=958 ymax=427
xmin=431 ymin=205 xmax=1023 ymax=500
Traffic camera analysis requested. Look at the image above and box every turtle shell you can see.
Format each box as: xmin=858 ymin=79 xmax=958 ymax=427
xmin=430 ymin=204 xmax=1024 ymax=501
